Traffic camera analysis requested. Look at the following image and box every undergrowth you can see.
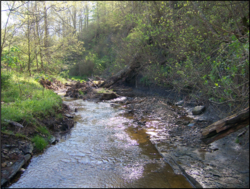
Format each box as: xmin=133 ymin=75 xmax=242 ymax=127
xmin=1 ymin=71 xmax=63 ymax=127
xmin=31 ymin=135 xmax=48 ymax=151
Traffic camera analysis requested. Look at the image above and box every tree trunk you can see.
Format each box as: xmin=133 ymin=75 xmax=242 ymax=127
xmin=27 ymin=1 xmax=31 ymax=76
xmin=43 ymin=1 xmax=50 ymax=74
xmin=35 ymin=2 xmax=44 ymax=70
xmin=201 ymin=107 xmax=249 ymax=144
xmin=100 ymin=53 xmax=141 ymax=88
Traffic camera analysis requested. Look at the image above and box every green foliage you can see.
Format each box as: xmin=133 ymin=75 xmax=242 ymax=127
xmin=37 ymin=126 xmax=50 ymax=136
xmin=139 ymin=76 xmax=151 ymax=86
xmin=15 ymin=133 xmax=27 ymax=138
xmin=2 ymin=1 xmax=248 ymax=115
xmin=1 ymin=71 xmax=12 ymax=89
xmin=69 ymin=75 xmax=86 ymax=82
xmin=55 ymin=113 xmax=63 ymax=119
xmin=31 ymin=135 xmax=48 ymax=151
xmin=235 ymin=137 xmax=239 ymax=143
xmin=1 ymin=72 xmax=62 ymax=125
xmin=1 ymin=46 xmax=21 ymax=68
xmin=96 ymin=88 xmax=113 ymax=94
xmin=79 ymin=90 xmax=84 ymax=95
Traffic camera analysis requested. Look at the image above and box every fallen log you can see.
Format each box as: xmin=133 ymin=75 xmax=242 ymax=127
xmin=4 ymin=119 xmax=23 ymax=128
xmin=100 ymin=53 xmax=141 ymax=88
xmin=201 ymin=107 xmax=249 ymax=144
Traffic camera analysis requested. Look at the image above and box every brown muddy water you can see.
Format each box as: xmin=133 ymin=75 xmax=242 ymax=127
xmin=10 ymin=97 xmax=193 ymax=188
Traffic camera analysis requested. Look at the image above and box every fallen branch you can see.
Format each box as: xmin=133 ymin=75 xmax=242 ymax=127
xmin=4 ymin=119 xmax=24 ymax=128
xmin=201 ymin=107 xmax=249 ymax=144
xmin=1 ymin=131 xmax=31 ymax=141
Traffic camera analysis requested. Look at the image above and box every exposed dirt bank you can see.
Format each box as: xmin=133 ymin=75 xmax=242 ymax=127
xmin=1 ymin=80 xmax=75 ymax=187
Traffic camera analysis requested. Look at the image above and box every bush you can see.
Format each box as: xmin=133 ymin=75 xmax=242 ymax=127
xmin=32 ymin=135 xmax=48 ymax=151
xmin=1 ymin=71 xmax=12 ymax=89
xmin=37 ymin=126 xmax=50 ymax=136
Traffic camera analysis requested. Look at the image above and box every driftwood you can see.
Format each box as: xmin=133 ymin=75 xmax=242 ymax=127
xmin=201 ymin=107 xmax=249 ymax=144
xmin=100 ymin=53 xmax=141 ymax=88
xmin=4 ymin=119 xmax=24 ymax=128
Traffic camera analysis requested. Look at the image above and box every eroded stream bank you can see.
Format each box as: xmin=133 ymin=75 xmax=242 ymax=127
xmin=9 ymin=97 xmax=193 ymax=188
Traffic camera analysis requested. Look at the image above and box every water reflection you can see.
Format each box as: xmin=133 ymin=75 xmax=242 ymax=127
xmin=10 ymin=99 xmax=192 ymax=188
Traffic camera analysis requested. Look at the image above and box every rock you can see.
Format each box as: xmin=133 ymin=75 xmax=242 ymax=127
xmin=100 ymin=93 xmax=118 ymax=100
xmin=192 ymin=106 xmax=206 ymax=115
xmin=109 ymin=96 xmax=127 ymax=103
xmin=1 ymin=162 xmax=7 ymax=168
xmin=48 ymin=136 xmax=56 ymax=144
xmin=110 ymin=103 xmax=120 ymax=108
xmin=175 ymin=100 xmax=184 ymax=106
xmin=2 ymin=149 xmax=8 ymax=154
xmin=1 ymin=154 xmax=31 ymax=186
xmin=188 ymin=123 xmax=195 ymax=127
xmin=116 ymin=91 xmax=135 ymax=97
xmin=20 ymin=143 xmax=33 ymax=155
xmin=20 ymin=168 xmax=25 ymax=172
xmin=175 ymin=120 xmax=190 ymax=125
xmin=65 ymin=114 xmax=74 ymax=118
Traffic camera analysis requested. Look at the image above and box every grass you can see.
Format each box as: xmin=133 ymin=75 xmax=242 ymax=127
xmin=55 ymin=113 xmax=63 ymax=119
xmin=36 ymin=126 xmax=50 ymax=136
xmin=31 ymin=135 xmax=48 ymax=151
xmin=79 ymin=90 xmax=84 ymax=95
xmin=95 ymin=88 xmax=113 ymax=94
xmin=69 ymin=75 xmax=86 ymax=83
xmin=235 ymin=137 xmax=239 ymax=143
xmin=1 ymin=71 xmax=63 ymax=126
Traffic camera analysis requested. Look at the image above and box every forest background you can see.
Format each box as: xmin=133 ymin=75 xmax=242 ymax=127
xmin=1 ymin=1 xmax=249 ymax=121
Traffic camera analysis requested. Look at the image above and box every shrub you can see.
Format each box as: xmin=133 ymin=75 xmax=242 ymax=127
xmin=32 ymin=135 xmax=48 ymax=151
xmin=1 ymin=71 xmax=12 ymax=89
xmin=37 ymin=126 xmax=50 ymax=136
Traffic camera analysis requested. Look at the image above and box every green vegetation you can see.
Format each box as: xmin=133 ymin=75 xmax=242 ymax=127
xmin=69 ymin=76 xmax=87 ymax=83
xmin=1 ymin=1 xmax=249 ymax=116
xmin=31 ymin=135 xmax=48 ymax=151
xmin=1 ymin=71 xmax=62 ymax=127
xmin=95 ymin=88 xmax=113 ymax=94
xmin=1 ymin=70 xmax=62 ymax=151
xmin=36 ymin=126 xmax=50 ymax=136
xmin=79 ymin=90 xmax=84 ymax=96
xmin=235 ymin=137 xmax=240 ymax=144
xmin=55 ymin=113 xmax=63 ymax=119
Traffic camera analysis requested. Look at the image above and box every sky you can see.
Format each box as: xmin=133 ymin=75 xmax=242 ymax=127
xmin=1 ymin=1 xmax=14 ymax=29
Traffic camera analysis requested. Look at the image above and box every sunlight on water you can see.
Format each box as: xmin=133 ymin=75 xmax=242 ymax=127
xmin=10 ymin=99 xmax=192 ymax=188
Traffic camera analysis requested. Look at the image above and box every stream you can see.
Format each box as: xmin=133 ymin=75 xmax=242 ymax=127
xmin=10 ymin=97 xmax=193 ymax=188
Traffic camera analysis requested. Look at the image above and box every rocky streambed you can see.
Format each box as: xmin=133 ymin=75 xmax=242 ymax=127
xmin=106 ymin=91 xmax=249 ymax=188
xmin=7 ymin=97 xmax=194 ymax=188
xmin=2 ymin=78 xmax=249 ymax=188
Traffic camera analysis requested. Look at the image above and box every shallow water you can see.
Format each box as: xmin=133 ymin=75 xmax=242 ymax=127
xmin=10 ymin=98 xmax=192 ymax=188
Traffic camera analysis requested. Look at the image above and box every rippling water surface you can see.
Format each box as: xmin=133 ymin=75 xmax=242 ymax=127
xmin=10 ymin=98 xmax=192 ymax=188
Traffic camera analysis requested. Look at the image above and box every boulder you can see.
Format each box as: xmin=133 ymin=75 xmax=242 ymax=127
xmin=100 ymin=93 xmax=118 ymax=101
xmin=65 ymin=114 xmax=74 ymax=118
xmin=175 ymin=100 xmax=184 ymax=106
xmin=48 ymin=136 xmax=56 ymax=144
xmin=20 ymin=143 xmax=33 ymax=155
xmin=1 ymin=154 xmax=31 ymax=186
xmin=110 ymin=103 xmax=120 ymax=108
xmin=192 ymin=106 xmax=206 ymax=115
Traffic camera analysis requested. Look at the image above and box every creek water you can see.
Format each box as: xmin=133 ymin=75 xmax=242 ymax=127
xmin=10 ymin=97 xmax=192 ymax=188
